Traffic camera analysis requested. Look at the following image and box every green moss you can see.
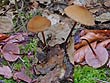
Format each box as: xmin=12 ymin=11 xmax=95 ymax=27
xmin=20 ymin=38 xmax=37 ymax=55
xmin=13 ymin=62 xmax=22 ymax=71
xmin=74 ymin=65 xmax=110 ymax=83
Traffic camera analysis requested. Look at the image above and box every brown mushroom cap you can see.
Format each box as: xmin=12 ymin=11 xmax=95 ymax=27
xmin=27 ymin=16 xmax=51 ymax=32
xmin=64 ymin=5 xmax=95 ymax=26
xmin=85 ymin=46 xmax=108 ymax=68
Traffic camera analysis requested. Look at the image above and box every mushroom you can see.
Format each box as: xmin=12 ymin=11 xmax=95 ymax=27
xmin=64 ymin=5 xmax=95 ymax=43
xmin=27 ymin=16 xmax=51 ymax=46
xmin=62 ymin=4 xmax=95 ymax=55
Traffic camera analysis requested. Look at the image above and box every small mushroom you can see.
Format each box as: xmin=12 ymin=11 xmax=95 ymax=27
xmin=62 ymin=4 xmax=95 ymax=56
xmin=27 ymin=16 xmax=51 ymax=46
xmin=64 ymin=5 xmax=95 ymax=43
xmin=85 ymin=46 xmax=108 ymax=68
xmin=64 ymin=5 xmax=95 ymax=26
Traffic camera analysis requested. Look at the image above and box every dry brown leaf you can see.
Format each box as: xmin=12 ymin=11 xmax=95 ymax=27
xmin=74 ymin=42 xmax=97 ymax=63
xmin=67 ymin=37 xmax=74 ymax=65
xmin=0 ymin=16 xmax=13 ymax=33
xmin=0 ymin=66 xmax=12 ymax=78
xmin=75 ymin=32 xmax=103 ymax=49
xmin=1 ymin=43 xmax=20 ymax=62
xmin=38 ymin=23 xmax=71 ymax=46
xmin=85 ymin=30 xmax=110 ymax=35
xmin=97 ymin=39 xmax=110 ymax=47
xmin=33 ymin=68 xmax=60 ymax=83
xmin=36 ymin=45 xmax=64 ymax=74
xmin=13 ymin=71 xmax=32 ymax=83
xmin=30 ymin=0 xmax=39 ymax=9
xmin=104 ymin=0 xmax=110 ymax=7
xmin=96 ymin=12 xmax=110 ymax=22
xmin=0 ymin=34 xmax=9 ymax=42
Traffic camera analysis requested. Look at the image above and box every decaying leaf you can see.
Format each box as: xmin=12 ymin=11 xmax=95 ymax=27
xmin=97 ymin=39 xmax=110 ymax=47
xmin=0 ymin=66 xmax=12 ymax=78
xmin=36 ymin=0 xmax=51 ymax=5
xmin=0 ymin=34 xmax=9 ymax=42
xmin=75 ymin=32 xmax=103 ymax=49
xmin=33 ymin=68 xmax=60 ymax=83
xmin=38 ymin=23 xmax=72 ymax=46
xmin=104 ymin=0 xmax=110 ymax=7
xmin=67 ymin=37 xmax=74 ymax=65
xmin=13 ymin=70 xmax=32 ymax=83
xmin=0 ymin=16 xmax=13 ymax=33
xmin=96 ymin=12 xmax=110 ymax=22
xmin=85 ymin=46 xmax=109 ymax=68
xmin=1 ymin=43 xmax=20 ymax=62
xmin=45 ymin=14 xmax=60 ymax=25
xmin=74 ymin=42 xmax=97 ymax=63
xmin=36 ymin=45 xmax=64 ymax=75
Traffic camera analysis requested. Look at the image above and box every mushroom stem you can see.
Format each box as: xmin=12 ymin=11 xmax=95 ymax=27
xmin=61 ymin=22 xmax=77 ymax=54
xmin=65 ymin=21 xmax=77 ymax=43
xmin=81 ymin=38 xmax=97 ymax=56
xmin=41 ymin=32 xmax=46 ymax=46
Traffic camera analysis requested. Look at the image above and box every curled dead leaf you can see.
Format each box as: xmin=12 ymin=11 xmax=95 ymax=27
xmin=0 ymin=34 xmax=9 ymax=42
xmin=13 ymin=71 xmax=32 ymax=83
xmin=2 ymin=43 xmax=20 ymax=62
xmin=74 ymin=42 xmax=97 ymax=63
xmin=0 ymin=66 xmax=12 ymax=78
xmin=97 ymin=39 xmax=110 ymax=47
xmin=0 ymin=16 xmax=13 ymax=33
xmin=85 ymin=46 xmax=108 ymax=68
xmin=75 ymin=32 xmax=102 ymax=49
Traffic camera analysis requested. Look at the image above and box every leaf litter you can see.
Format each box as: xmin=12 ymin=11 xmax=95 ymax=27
xmin=0 ymin=0 xmax=110 ymax=82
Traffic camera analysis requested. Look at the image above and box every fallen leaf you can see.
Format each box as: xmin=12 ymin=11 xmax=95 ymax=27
xmin=1 ymin=43 xmax=20 ymax=62
xmin=97 ymin=39 xmax=110 ymax=47
xmin=0 ymin=34 xmax=9 ymax=42
xmin=104 ymin=0 xmax=110 ymax=7
xmin=0 ymin=66 xmax=12 ymax=78
xmin=75 ymin=32 xmax=102 ymax=49
xmin=85 ymin=46 xmax=108 ymax=68
xmin=0 ymin=16 xmax=13 ymax=33
xmin=74 ymin=42 xmax=97 ymax=63
xmin=67 ymin=37 xmax=74 ymax=65
xmin=39 ymin=23 xmax=71 ymax=46
xmin=96 ymin=12 xmax=110 ymax=22
xmin=13 ymin=71 xmax=32 ymax=83
xmin=30 ymin=0 xmax=39 ymax=9
xmin=36 ymin=45 xmax=64 ymax=74
xmin=46 ymin=14 xmax=60 ymax=25
xmin=33 ymin=68 xmax=60 ymax=83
